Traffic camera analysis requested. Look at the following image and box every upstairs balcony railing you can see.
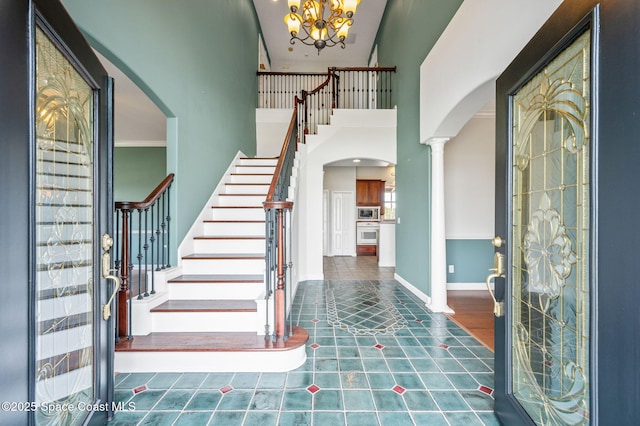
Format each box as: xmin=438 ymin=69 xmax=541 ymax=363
xmin=258 ymin=67 xmax=396 ymax=134
xmin=113 ymin=174 xmax=174 ymax=341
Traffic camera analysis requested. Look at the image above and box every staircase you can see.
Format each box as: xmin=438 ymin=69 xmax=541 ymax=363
xmin=115 ymin=156 xmax=308 ymax=373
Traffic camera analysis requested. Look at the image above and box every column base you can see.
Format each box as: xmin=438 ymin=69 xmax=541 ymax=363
xmin=425 ymin=302 xmax=454 ymax=314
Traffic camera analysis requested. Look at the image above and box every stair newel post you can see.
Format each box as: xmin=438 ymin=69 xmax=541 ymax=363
xmin=275 ymin=206 xmax=286 ymax=342
xmin=118 ymin=207 xmax=131 ymax=340
xmin=286 ymin=207 xmax=293 ymax=338
xmin=330 ymin=67 xmax=337 ymax=109
xmin=302 ymin=89 xmax=309 ymax=136
xmin=166 ymin=183 xmax=171 ymax=267
xmin=264 ymin=207 xmax=275 ymax=341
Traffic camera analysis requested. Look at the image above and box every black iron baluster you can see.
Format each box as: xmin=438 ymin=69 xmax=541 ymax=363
xmin=143 ymin=208 xmax=150 ymax=297
xmin=136 ymin=209 xmax=143 ymax=300
xmin=155 ymin=200 xmax=162 ymax=272
xmin=150 ymin=202 xmax=156 ymax=294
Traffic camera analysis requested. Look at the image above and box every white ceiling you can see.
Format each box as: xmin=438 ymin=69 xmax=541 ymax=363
xmin=253 ymin=0 xmax=388 ymax=71
xmin=103 ymin=1 xmax=388 ymax=146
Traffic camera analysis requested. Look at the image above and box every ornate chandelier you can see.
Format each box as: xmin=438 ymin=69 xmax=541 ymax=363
xmin=284 ymin=0 xmax=360 ymax=53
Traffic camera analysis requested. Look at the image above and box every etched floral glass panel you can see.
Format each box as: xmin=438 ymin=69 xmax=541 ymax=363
xmin=35 ymin=27 xmax=95 ymax=426
xmin=510 ymin=30 xmax=591 ymax=425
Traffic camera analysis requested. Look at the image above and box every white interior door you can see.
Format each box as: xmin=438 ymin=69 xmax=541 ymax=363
xmin=331 ymin=191 xmax=354 ymax=256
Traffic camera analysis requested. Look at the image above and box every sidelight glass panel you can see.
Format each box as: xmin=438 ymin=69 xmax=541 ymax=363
xmin=34 ymin=27 xmax=95 ymax=426
xmin=510 ymin=30 xmax=591 ymax=425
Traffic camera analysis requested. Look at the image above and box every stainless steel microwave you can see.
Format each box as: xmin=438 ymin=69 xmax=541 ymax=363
xmin=357 ymin=206 xmax=380 ymax=221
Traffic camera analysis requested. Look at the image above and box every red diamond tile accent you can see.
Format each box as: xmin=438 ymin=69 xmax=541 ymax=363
xmin=307 ymin=384 xmax=320 ymax=394
xmin=133 ymin=385 xmax=147 ymax=394
xmin=415 ymin=319 xmax=423 ymax=323
xmin=312 ymin=319 xmax=320 ymax=323
xmin=438 ymin=343 xmax=450 ymax=350
xmin=478 ymin=385 xmax=494 ymax=396
xmin=399 ymin=302 xmax=406 ymax=305
xmin=375 ymin=344 xmax=385 ymax=350
xmin=310 ymin=343 xmax=320 ymax=349
xmin=392 ymin=385 xmax=406 ymax=395
xmin=544 ymin=360 xmax=553 ymax=367
xmin=219 ymin=385 xmax=234 ymax=394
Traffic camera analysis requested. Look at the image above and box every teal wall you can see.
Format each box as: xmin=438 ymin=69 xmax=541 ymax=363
xmin=62 ymin=0 xmax=260 ymax=261
xmin=375 ymin=0 xmax=463 ymax=296
xmin=446 ymin=239 xmax=493 ymax=283
xmin=114 ymin=147 xmax=167 ymax=202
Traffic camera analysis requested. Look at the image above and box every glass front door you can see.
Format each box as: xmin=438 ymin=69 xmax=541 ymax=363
xmin=493 ymin=5 xmax=598 ymax=425
xmin=31 ymin=9 xmax=114 ymax=423
xmin=34 ymin=26 xmax=97 ymax=425
xmin=509 ymin=29 xmax=591 ymax=425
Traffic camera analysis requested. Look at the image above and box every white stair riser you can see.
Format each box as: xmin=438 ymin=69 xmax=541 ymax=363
xmin=225 ymin=185 xmax=270 ymax=195
xmin=211 ymin=208 xmax=265 ymax=221
xmin=181 ymin=258 xmax=264 ymax=275
xmin=151 ymin=311 xmax=257 ymax=333
xmin=230 ymin=174 xmax=273 ymax=184
xmin=168 ymin=282 xmax=263 ymax=300
xmin=218 ymin=195 xmax=266 ymax=206
xmin=202 ymin=221 xmax=265 ymax=235
xmin=115 ymin=346 xmax=307 ymax=372
xmin=238 ymin=158 xmax=278 ymax=166
xmin=193 ymin=239 xmax=265 ymax=254
xmin=235 ymin=166 xmax=275 ymax=174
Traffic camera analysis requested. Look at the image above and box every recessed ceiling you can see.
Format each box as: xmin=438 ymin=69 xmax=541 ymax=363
xmin=253 ymin=0 xmax=388 ymax=71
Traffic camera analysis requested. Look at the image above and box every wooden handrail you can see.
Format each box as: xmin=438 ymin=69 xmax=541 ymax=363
xmin=116 ymin=173 xmax=175 ymax=210
xmin=257 ymin=71 xmax=328 ymax=76
xmin=264 ymin=106 xmax=298 ymax=207
xmin=306 ymin=72 xmax=334 ymax=97
xmin=331 ymin=66 xmax=397 ymax=72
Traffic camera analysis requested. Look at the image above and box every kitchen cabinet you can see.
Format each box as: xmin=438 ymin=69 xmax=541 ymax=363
xmin=356 ymin=179 xmax=385 ymax=214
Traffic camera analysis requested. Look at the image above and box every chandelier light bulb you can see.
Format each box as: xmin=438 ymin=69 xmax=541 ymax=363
xmin=288 ymin=0 xmax=301 ymax=12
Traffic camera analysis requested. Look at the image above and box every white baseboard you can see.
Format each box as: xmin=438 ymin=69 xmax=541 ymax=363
xmin=394 ymin=273 xmax=431 ymax=306
xmin=447 ymin=282 xmax=493 ymax=290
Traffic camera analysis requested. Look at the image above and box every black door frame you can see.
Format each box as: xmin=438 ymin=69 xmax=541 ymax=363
xmin=0 ymin=1 xmax=114 ymax=424
xmin=495 ymin=0 xmax=640 ymax=424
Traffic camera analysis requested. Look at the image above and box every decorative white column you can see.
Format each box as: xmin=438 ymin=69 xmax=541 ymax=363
xmin=425 ymin=138 xmax=454 ymax=313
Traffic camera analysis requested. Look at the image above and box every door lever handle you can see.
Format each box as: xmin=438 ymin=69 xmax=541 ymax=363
xmin=485 ymin=252 xmax=505 ymax=317
xmin=101 ymin=234 xmax=121 ymax=321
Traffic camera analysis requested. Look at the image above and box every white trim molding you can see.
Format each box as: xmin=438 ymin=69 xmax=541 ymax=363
xmin=115 ymin=140 xmax=166 ymax=147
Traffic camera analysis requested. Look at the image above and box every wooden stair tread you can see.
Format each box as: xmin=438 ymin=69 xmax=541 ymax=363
xmin=225 ymin=183 xmax=270 ymax=186
xmin=202 ymin=219 xmax=265 ymax=223
xmin=211 ymin=206 xmax=263 ymax=209
xmin=168 ymin=274 xmax=263 ymax=283
xmin=194 ymin=236 xmax=265 ymax=240
xmin=115 ymin=326 xmax=308 ymax=352
xmin=151 ymin=299 xmax=256 ymax=313
xmin=219 ymin=193 xmax=267 ymax=196
xmin=182 ymin=253 xmax=264 ymax=260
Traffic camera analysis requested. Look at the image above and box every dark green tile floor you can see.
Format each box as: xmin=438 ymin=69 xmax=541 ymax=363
xmin=113 ymin=280 xmax=500 ymax=425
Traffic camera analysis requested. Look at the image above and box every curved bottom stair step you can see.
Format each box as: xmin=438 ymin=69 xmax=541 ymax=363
xmin=114 ymin=327 xmax=309 ymax=372
xmin=151 ymin=299 xmax=257 ymax=313
xmin=115 ymin=327 xmax=308 ymax=352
